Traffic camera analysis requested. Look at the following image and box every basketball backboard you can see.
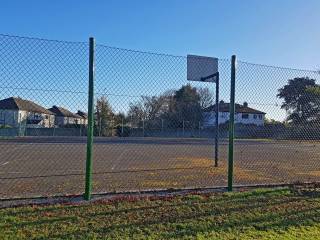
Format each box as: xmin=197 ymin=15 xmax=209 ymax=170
xmin=187 ymin=55 xmax=218 ymax=82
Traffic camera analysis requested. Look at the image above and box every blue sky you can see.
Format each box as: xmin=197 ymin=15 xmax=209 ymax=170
xmin=1 ymin=1 xmax=320 ymax=121
xmin=1 ymin=0 xmax=320 ymax=69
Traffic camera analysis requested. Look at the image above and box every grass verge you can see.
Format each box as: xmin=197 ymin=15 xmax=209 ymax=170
xmin=1 ymin=188 xmax=320 ymax=239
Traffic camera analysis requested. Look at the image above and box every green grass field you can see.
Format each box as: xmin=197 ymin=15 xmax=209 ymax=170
xmin=1 ymin=188 xmax=320 ymax=239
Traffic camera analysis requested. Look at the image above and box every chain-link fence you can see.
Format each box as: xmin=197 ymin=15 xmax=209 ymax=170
xmin=91 ymin=45 xmax=230 ymax=194
xmin=0 ymin=34 xmax=88 ymax=199
xmin=234 ymin=61 xmax=320 ymax=186
xmin=0 ymin=33 xmax=319 ymax=199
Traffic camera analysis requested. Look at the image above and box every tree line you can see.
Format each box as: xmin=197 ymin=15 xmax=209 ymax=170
xmin=94 ymin=85 xmax=213 ymax=136
xmin=94 ymin=77 xmax=320 ymax=136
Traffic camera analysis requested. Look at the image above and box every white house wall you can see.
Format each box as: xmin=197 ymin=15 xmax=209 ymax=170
xmin=79 ymin=118 xmax=88 ymax=125
xmin=204 ymin=112 xmax=264 ymax=127
xmin=54 ymin=116 xmax=84 ymax=127
xmin=26 ymin=112 xmax=55 ymax=128
xmin=0 ymin=110 xmax=55 ymax=128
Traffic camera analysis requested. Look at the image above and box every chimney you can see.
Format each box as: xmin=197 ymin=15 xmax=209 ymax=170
xmin=243 ymin=102 xmax=248 ymax=107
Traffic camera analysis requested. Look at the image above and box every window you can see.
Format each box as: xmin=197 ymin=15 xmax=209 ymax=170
xmin=253 ymin=114 xmax=257 ymax=119
xmin=34 ymin=113 xmax=42 ymax=119
xmin=242 ymin=113 xmax=249 ymax=119
xmin=259 ymin=115 xmax=263 ymax=119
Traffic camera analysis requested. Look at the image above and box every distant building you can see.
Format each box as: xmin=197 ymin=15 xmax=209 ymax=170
xmin=203 ymin=101 xmax=266 ymax=127
xmin=76 ymin=110 xmax=88 ymax=126
xmin=0 ymin=97 xmax=55 ymax=128
xmin=48 ymin=106 xmax=84 ymax=127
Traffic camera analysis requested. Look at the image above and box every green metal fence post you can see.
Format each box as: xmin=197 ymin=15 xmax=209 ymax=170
xmin=228 ymin=55 xmax=236 ymax=192
xmin=214 ymin=72 xmax=220 ymax=167
xmin=84 ymin=37 xmax=95 ymax=200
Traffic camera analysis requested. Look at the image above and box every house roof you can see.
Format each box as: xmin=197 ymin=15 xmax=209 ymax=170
xmin=204 ymin=102 xmax=266 ymax=114
xmin=0 ymin=97 xmax=54 ymax=115
xmin=77 ymin=110 xmax=88 ymax=119
xmin=74 ymin=113 xmax=83 ymax=119
xmin=48 ymin=106 xmax=81 ymax=118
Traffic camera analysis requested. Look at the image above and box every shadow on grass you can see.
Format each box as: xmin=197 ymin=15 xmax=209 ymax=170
xmin=2 ymin=188 xmax=318 ymax=239
xmin=45 ymin=205 xmax=320 ymax=239
xmin=2 ymin=188 xmax=288 ymax=217
xmin=2 ymin=190 xmax=317 ymax=239
xmin=4 ymin=195 xmax=301 ymax=229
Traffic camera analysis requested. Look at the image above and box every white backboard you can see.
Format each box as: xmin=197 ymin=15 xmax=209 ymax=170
xmin=187 ymin=55 xmax=218 ymax=82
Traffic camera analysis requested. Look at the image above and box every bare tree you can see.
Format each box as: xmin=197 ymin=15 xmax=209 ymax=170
xmin=128 ymin=95 xmax=170 ymax=127
xmin=198 ymin=87 xmax=214 ymax=110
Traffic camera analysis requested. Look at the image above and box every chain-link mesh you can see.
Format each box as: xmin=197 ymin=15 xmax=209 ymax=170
xmin=93 ymin=45 xmax=230 ymax=193
xmin=1 ymin=33 xmax=319 ymax=199
xmin=234 ymin=61 xmax=320 ymax=186
xmin=0 ymin=34 xmax=88 ymax=198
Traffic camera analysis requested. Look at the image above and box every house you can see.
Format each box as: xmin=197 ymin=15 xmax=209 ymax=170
xmin=0 ymin=97 xmax=55 ymax=128
xmin=76 ymin=110 xmax=88 ymax=126
xmin=203 ymin=101 xmax=266 ymax=127
xmin=48 ymin=106 xmax=84 ymax=127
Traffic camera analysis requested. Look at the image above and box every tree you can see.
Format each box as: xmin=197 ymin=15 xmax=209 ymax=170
xmin=166 ymin=85 xmax=202 ymax=128
xmin=198 ymin=87 xmax=214 ymax=110
xmin=113 ymin=112 xmax=126 ymax=126
xmin=127 ymin=86 xmax=210 ymax=130
xmin=95 ymin=96 xmax=113 ymax=136
xmin=128 ymin=95 xmax=170 ymax=127
xmin=113 ymin=112 xmax=131 ymax=137
xmin=305 ymin=85 xmax=320 ymax=124
xmin=277 ymin=77 xmax=320 ymax=124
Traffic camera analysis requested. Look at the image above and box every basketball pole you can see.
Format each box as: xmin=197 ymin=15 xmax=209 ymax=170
xmin=228 ymin=55 xmax=236 ymax=191
xmin=200 ymin=72 xmax=219 ymax=167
